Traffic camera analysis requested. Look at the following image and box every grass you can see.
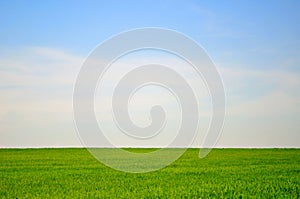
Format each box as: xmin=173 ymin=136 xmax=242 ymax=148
xmin=0 ymin=148 xmax=299 ymax=198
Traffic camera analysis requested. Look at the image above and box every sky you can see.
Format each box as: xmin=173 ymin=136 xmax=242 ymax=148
xmin=0 ymin=0 xmax=299 ymax=148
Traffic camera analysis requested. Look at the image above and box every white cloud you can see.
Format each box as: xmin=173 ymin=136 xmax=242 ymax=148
xmin=0 ymin=47 xmax=83 ymax=147
xmin=227 ymin=91 xmax=300 ymax=117
xmin=0 ymin=46 xmax=299 ymax=147
xmin=216 ymin=65 xmax=300 ymax=147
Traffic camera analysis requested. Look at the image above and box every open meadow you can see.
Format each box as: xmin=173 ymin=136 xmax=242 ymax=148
xmin=0 ymin=148 xmax=299 ymax=198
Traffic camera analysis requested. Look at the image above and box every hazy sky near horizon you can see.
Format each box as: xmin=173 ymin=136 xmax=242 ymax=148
xmin=0 ymin=0 xmax=299 ymax=147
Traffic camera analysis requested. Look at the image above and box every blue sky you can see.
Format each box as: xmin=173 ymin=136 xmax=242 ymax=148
xmin=0 ymin=0 xmax=299 ymax=147
xmin=1 ymin=0 xmax=299 ymax=60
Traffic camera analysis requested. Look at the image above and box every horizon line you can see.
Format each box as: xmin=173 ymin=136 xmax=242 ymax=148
xmin=1 ymin=146 xmax=299 ymax=149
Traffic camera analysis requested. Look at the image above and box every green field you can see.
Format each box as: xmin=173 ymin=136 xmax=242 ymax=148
xmin=0 ymin=148 xmax=299 ymax=198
